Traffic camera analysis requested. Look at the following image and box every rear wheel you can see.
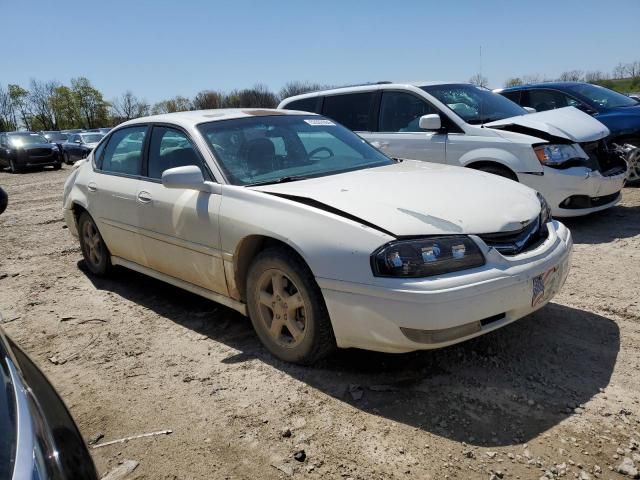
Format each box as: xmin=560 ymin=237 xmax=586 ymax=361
xmin=475 ymin=164 xmax=518 ymax=181
xmin=78 ymin=212 xmax=112 ymax=276
xmin=246 ymin=248 xmax=335 ymax=365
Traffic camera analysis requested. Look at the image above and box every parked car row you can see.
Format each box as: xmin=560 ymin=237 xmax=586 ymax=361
xmin=280 ymin=81 xmax=628 ymax=217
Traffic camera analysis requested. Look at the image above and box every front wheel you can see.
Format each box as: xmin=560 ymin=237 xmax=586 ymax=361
xmin=9 ymin=159 xmax=21 ymax=173
xmin=64 ymin=152 xmax=72 ymax=165
xmin=626 ymin=146 xmax=640 ymax=184
xmin=52 ymin=161 xmax=62 ymax=170
xmin=78 ymin=212 xmax=112 ymax=276
xmin=246 ymin=248 xmax=335 ymax=365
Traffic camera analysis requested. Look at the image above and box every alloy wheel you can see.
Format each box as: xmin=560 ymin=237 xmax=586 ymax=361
xmin=82 ymin=220 xmax=103 ymax=267
xmin=627 ymin=146 xmax=640 ymax=183
xmin=255 ymin=269 xmax=307 ymax=348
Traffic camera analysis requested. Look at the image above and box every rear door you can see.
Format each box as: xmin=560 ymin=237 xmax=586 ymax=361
xmin=89 ymin=125 xmax=148 ymax=264
xmin=134 ymin=125 xmax=227 ymax=295
xmin=363 ymin=90 xmax=447 ymax=163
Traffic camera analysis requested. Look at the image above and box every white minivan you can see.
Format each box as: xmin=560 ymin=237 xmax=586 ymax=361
xmin=279 ymin=82 xmax=628 ymax=217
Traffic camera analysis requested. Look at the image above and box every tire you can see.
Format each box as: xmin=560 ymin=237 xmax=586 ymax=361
xmin=246 ymin=247 xmax=336 ymax=365
xmin=9 ymin=159 xmax=21 ymax=174
xmin=476 ymin=164 xmax=518 ymax=181
xmin=625 ymin=144 xmax=640 ymax=185
xmin=78 ymin=212 xmax=112 ymax=276
xmin=64 ymin=152 xmax=72 ymax=165
xmin=52 ymin=161 xmax=62 ymax=170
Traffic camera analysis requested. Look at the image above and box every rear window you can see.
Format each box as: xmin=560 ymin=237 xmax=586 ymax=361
xmin=321 ymin=92 xmax=375 ymax=131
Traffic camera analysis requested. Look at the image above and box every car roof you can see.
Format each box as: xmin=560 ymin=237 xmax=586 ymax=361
xmin=278 ymin=81 xmax=468 ymax=103
xmin=119 ymin=108 xmax=315 ymax=129
xmin=499 ymin=81 xmax=586 ymax=92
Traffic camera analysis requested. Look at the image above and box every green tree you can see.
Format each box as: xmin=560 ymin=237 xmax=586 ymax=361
xmin=192 ymin=90 xmax=224 ymax=110
xmin=8 ymin=84 xmax=30 ymax=130
xmin=71 ymin=77 xmax=109 ymax=128
xmin=50 ymin=85 xmax=81 ymax=129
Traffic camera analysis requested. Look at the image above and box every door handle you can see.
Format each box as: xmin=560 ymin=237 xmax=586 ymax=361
xmin=137 ymin=191 xmax=152 ymax=203
xmin=87 ymin=182 xmax=97 ymax=193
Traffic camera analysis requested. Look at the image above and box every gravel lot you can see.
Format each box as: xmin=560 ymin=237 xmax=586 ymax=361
xmin=1 ymin=165 xmax=640 ymax=479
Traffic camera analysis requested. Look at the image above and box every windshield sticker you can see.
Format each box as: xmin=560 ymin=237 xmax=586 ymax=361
xmin=304 ymin=119 xmax=335 ymax=126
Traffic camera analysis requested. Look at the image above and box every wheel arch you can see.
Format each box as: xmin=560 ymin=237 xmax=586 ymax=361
xmin=230 ymin=234 xmax=310 ymax=303
xmin=465 ymin=160 xmax=519 ymax=181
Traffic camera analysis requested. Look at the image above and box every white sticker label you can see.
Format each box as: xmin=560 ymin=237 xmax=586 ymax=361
xmin=304 ymin=119 xmax=335 ymax=126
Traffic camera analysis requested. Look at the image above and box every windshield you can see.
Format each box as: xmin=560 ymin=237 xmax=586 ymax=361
xmin=45 ymin=133 xmax=68 ymax=142
xmin=422 ymin=84 xmax=527 ymax=124
xmin=80 ymin=133 xmax=104 ymax=143
xmin=197 ymin=115 xmax=393 ymax=186
xmin=8 ymin=133 xmax=48 ymax=147
xmin=565 ymin=83 xmax=638 ymax=110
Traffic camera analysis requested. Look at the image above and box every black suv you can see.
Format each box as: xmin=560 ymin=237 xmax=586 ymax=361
xmin=0 ymin=132 xmax=62 ymax=173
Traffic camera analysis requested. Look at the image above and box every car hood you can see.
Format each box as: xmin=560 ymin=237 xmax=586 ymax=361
xmin=485 ymin=106 xmax=610 ymax=143
xmin=22 ymin=142 xmax=55 ymax=150
xmin=251 ymin=161 xmax=541 ymax=236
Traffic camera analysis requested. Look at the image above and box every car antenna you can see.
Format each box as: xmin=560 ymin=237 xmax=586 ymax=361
xmin=479 ymin=44 xmax=485 ymax=127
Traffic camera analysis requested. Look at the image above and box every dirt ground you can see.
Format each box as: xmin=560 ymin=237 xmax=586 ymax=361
xmin=1 ymin=165 xmax=640 ymax=480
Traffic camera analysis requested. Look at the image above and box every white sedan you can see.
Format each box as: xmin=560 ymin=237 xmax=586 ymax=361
xmin=63 ymin=109 xmax=573 ymax=364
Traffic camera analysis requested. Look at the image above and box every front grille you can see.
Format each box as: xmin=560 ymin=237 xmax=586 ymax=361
xmin=581 ymin=139 xmax=627 ymax=176
xmin=559 ymin=192 xmax=620 ymax=209
xmin=28 ymin=148 xmax=53 ymax=157
xmin=479 ymin=217 xmax=549 ymax=256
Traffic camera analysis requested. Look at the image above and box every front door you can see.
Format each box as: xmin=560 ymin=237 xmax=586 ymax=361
xmin=135 ymin=125 xmax=227 ymax=295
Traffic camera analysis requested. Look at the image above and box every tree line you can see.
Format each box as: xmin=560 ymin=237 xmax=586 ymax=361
xmin=0 ymin=79 xmax=330 ymax=132
xmin=2 ymin=59 xmax=639 ymax=132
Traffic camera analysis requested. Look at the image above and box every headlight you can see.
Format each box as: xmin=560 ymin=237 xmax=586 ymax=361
xmin=537 ymin=192 xmax=552 ymax=225
xmin=534 ymin=144 xmax=582 ymax=167
xmin=371 ymin=236 xmax=485 ymax=278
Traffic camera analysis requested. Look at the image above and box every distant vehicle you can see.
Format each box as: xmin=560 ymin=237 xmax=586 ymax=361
xmin=39 ymin=130 xmax=69 ymax=151
xmin=61 ymin=132 xmax=104 ymax=164
xmin=88 ymin=127 xmax=112 ymax=134
xmin=0 ymin=327 xmax=99 ymax=479
xmin=497 ymin=82 xmax=640 ymax=182
xmin=60 ymin=128 xmax=85 ymax=134
xmin=0 ymin=132 xmax=62 ymax=173
xmin=280 ymin=82 xmax=626 ymax=216
xmin=63 ymin=109 xmax=572 ymax=364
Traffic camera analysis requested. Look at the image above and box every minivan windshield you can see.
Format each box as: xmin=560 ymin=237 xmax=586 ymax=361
xmin=422 ymin=84 xmax=527 ymax=125
xmin=565 ymin=83 xmax=638 ymax=110
xmin=198 ymin=115 xmax=393 ymax=186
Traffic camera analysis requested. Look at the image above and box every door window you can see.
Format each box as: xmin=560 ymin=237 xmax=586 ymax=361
xmin=521 ymin=89 xmax=582 ymax=112
xmin=147 ymin=126 xmax=207 ymax=180
xmin=378 ymin=91 xmax=438 ymax=132
xmin=321 ymin=92 xmax=375 ymax=131
xmin=100 ymin=126 xmax=147 ymax=175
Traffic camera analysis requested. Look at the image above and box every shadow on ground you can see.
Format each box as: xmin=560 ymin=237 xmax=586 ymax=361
xmin=82 ymin=262 xmax=620 ymax=447
xmin=562 ymin=202 xmax=640 ymax=244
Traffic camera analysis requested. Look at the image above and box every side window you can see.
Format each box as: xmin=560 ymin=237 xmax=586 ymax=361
xmin=378 ymin=91 xmax=438 ymax=132
xmin=321 ymin=92 xmax=375 ymax=132
xmin=147 ymin=126 xmax=207 ymax=180
xmin=284 ymin=97 xmax=319 ymax=113
xmin=501 ymin=90 xmax=521 ymax=104
xmin=93 ymin=139 xmax=106 ymax=168
xmin=523 ymin=89 xmax=563 ymax=112
xmin=100 ymin=126 xmax=147 ymax=175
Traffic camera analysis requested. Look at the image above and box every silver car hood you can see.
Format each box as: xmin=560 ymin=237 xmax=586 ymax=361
xmin=485 ymin=106 xmax=610 ymax=143
xmin=252 ymin=161 xmax=541 ymax=236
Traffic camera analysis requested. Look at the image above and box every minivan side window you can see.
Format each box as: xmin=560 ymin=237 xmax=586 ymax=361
xmin=322 ymin=92 xmax=375 ymax=131
xmin=146 ymin=126 xmax=208 ymax=180
xmin=100 ymin=126 xmax=148 ymax=176
xmin=378 ymin=91 xmax=438 ymax=132
xmin=284 ymin=97 xmax=319 ymax=113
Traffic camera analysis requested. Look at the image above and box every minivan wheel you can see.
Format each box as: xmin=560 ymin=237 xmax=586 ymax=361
xmin=246 ymin=248 xmax=335 ymax=365
xmin=476 ymin=164 xmax=518 ymax=182
xmin=78 ymin=212 xmax=111 ymax=276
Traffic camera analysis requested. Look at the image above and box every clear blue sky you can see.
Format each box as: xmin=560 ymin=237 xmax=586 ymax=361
xmin=2 ymin=0 xmax=638 ymax=103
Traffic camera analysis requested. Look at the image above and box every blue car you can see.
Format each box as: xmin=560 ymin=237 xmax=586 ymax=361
xmin=496 ymin=82 xmax=640 ymax=182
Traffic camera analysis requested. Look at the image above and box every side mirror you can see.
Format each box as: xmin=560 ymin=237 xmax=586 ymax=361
xmin=162 ymin=165 xmax=217 ymax=193
xmin=523 ymin=106 xmax=537 ymax=114
xmin=419 ymin=114 xmax=442 ymax=131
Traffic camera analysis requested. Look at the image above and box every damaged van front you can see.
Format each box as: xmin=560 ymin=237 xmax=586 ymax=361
xmin=279 ymin=82 xmax=627 ymax=217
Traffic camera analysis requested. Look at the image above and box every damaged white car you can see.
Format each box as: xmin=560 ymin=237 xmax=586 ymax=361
xmin=63 ymin=109 xmax=572 ymax=364
xmin=279 ymin=82 xmax=628 ymax=217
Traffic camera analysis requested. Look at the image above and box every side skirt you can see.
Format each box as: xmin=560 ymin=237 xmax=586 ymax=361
xmin=111 ymin=256 xmax=248 ymax=316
